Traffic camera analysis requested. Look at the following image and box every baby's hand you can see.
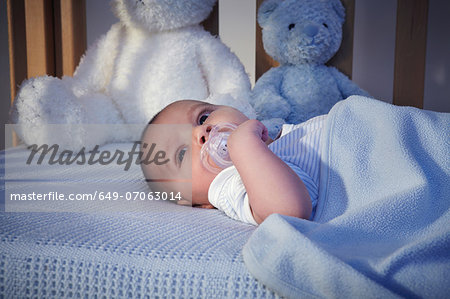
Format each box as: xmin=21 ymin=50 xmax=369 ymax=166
xmin=228 ymin=120 xmax=269 ymax=152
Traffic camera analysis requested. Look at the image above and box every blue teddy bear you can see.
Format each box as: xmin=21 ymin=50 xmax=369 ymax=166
xmin=251 ymin=0 xmax=370 ymax=137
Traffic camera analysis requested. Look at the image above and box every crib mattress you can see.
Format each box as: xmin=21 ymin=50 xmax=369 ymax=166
xmin=0 ymin=144 xmax=276 ymax=298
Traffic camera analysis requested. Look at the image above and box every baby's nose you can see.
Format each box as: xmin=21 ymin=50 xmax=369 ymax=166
xmin=193 ymin=125 xmax=212 ymax=146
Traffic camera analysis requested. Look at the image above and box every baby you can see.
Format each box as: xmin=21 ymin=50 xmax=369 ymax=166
xmin=140 ymin=100 xmax=325 ymax=225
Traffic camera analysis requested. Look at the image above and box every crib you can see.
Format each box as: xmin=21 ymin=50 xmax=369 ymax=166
xmin=3 ymin=1 xmax=448 ymax=298
xmin=7 ymin=0 xmax=431 ymax=109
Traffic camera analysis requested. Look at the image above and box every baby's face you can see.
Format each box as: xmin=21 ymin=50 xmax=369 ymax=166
xmin=141 ymin=100 xmax=249 ymax=207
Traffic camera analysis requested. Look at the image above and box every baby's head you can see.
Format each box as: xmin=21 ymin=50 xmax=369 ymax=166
xmin=140 ymin=100 xmax=249 ymax=207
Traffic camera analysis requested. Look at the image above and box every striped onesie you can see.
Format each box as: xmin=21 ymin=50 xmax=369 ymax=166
xmin=208 ymin=115 xmax=326 ymax=225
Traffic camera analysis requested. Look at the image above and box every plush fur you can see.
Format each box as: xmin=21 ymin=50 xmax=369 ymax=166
xmin=251 ymin=0 xmax=369 ymax=137
xmin=10 ymin=0 xmax=255 ymax=149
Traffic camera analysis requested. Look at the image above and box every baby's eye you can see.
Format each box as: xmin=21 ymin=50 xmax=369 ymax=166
xmin=198 ymin=113 xmax=210 ymax=125
xmin=178 ymin=147 xmax=187 ymax=165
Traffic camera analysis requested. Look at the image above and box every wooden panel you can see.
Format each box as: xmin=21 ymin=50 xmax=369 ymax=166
xmin=8 ymin=0 xmax=87 ymax=102
xmin=24 ymin=0 xmax=55 ymax=78
xmin=7 ymin=0 xmax=27 ymax=103
xmin=255 ymin=0 xmax=279 ymax=81
xmin=54 ymin=0 xmax=87 ymax=77
xmin=327 ymin=0 xmax=355 ymax=79
xmin=202 ymin=1 xmax=219 ymax=36
xmin=393 ymin=0 xmax=428 ymax=108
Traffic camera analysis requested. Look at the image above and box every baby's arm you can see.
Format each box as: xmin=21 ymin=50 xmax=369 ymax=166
xmin=227 ymin=120 xmax=312 ymax=224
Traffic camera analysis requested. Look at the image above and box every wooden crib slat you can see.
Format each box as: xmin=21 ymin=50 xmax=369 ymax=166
xmin=202 ymin=2 xmax=219 ymax=36
xmin=327 ymin=0 xmax=355 ymax=79
xmin=53 ymin=0 xmax=87 ymax=77
xmin=24 ymin=0 xmax=56 ymax=79
xmin=393 ymin=0 xmax=428 ymax=108
xmin=7 ymin=0 xmax=27 ymax=103
xmin=7 ymin=0 xmax=87 ymax=104
xmin=255 ymin=0 xmax=279 ymax=81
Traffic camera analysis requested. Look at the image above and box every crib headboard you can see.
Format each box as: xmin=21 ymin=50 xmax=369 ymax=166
xmin=7 ymin=0 xmax=429 ymax=109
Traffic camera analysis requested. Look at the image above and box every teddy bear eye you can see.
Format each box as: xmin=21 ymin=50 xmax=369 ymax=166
xmin=288 ymin=23 xmax=296 ymax=30
xmin=322 ymin=23 xmax=329 ymax=28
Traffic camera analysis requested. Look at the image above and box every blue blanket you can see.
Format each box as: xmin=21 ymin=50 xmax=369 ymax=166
xmin=243 ymin=96 xmax=450 ymax=298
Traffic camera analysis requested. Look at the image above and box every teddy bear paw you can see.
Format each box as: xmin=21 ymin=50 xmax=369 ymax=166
xmin=252 ymin=94 xmax=291 ymax=120
xmin=261 ymin=117 xmax=286 ymax=139
xmin=10 ymin=76 xmax=89 ymax=149
xmin=11 ymin=76 xmax=85 ymax=125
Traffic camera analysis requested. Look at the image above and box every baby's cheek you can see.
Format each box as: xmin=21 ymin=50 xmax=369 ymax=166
xmin=192 ymin=164 xmax=216 ymax=196
xmin=171 ymin=181 xmax=192 ymax=202
xmin=141 ymin=163 xmax=153 ymax=181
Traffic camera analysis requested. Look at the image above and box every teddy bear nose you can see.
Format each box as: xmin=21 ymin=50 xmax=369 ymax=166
xmin=303 ymin=24 xmax=319 ymax=37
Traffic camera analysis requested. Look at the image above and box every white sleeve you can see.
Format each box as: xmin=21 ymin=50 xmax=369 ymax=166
xmin=208 ymin=166 xmax=257 ymax=225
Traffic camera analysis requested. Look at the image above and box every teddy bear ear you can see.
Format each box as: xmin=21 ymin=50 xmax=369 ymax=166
xmin=330 ymin=0 xmax=346 ymax=23
xmin=258 ymin=0 xmax=282 ymax=28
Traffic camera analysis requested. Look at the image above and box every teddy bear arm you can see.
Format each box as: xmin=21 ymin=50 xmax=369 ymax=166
xmin=252 ymin=68 xmax=285 ymax=99
xmin=329 ymin=67 xmax=371 ymax=98
xmin=10 ymin=74 xmax=126 ymax=150
xmin=71 ymin=23 xmax=123 ymax=95
xmin=195 ymin=34 xmax=257 ymax=118
xmin=251 ymin=68 xmax=291 ymax=120
xmin=196 ymin=35 xmax=252 ymax=100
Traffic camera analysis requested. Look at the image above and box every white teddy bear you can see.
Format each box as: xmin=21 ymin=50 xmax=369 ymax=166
xmin=251 ymin=0 xmax=369 ymax=138
xmin=10 ymin=0 xmax=255 ymax=149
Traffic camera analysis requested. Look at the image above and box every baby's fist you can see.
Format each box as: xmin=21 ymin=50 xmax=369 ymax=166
xmin=228 ymin=119 xmax=268 ymax=148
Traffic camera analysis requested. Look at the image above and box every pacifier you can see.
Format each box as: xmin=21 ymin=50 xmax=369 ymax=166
xmin=200 ymin=123 xmax=238 ymax=174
